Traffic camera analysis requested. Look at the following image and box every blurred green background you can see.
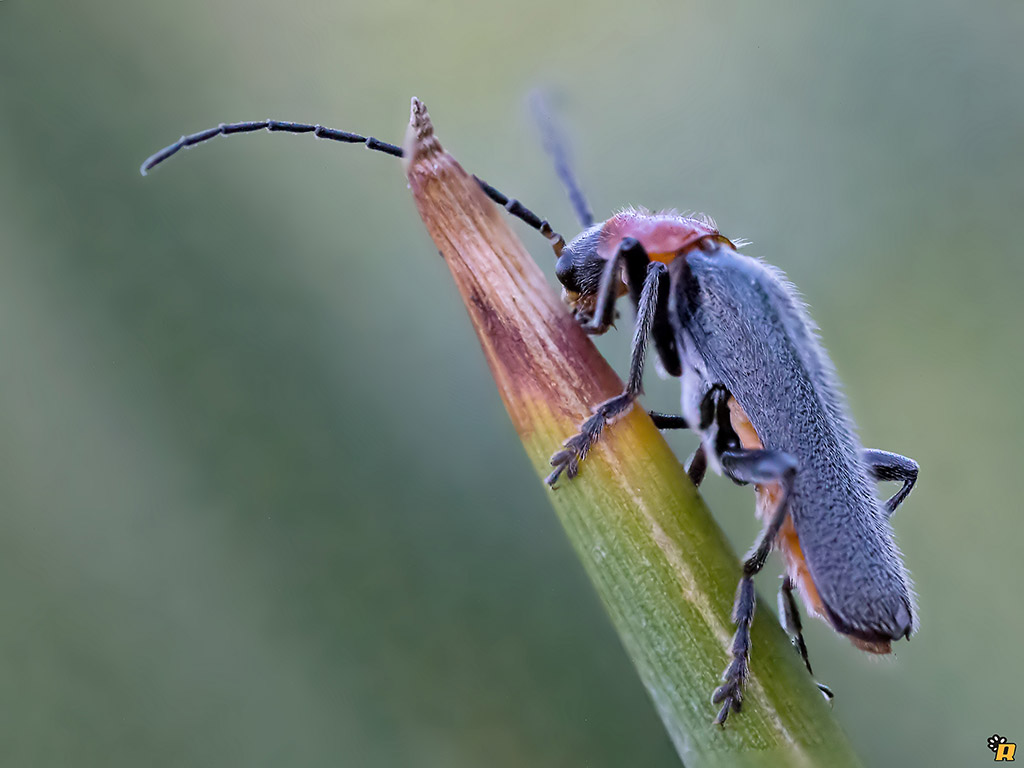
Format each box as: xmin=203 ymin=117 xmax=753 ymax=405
xmin=1 ymin=0 xmax=1022 ymax=765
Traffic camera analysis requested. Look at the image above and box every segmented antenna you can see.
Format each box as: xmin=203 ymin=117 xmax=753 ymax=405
xmin=530 ymin=92 xmax=595 ymax=229
xmin=139 ymin=120 xmax=402 ymax=174
xmin=473 ymin=177 xmax=564 ymax=255
xmin=140 ymin=119 xmax=564 ymax=255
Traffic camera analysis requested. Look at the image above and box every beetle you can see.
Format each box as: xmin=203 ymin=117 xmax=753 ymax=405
xmin=141 ymin=104 xmax=919 ymax=725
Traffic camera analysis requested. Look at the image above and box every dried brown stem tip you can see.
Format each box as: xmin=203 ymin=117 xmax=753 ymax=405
xmin=402 ymin=98 xmax=861 ymax=768
xmin=403 ymin=97 xmax=623 ymax=431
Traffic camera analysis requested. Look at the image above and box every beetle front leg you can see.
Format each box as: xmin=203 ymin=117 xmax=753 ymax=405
xmin=546 ymin=259 xmax=668 ymax=485
xmin=712 ymin=448 xmax=797 ymax=725
xmin=582 ymin=237 xmax=649 ymax=333
xmin=862 ymin=449 xmax=919 ymax=516
xmin=623 ymin=243 xmax=681 ymax=376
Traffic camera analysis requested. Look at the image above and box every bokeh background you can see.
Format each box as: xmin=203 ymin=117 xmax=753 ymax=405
xmin=2 ymin=0 xmax=1022 ymax=765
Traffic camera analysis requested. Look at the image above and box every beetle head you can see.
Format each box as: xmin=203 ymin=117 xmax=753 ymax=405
xmin=555 ymin=224 xmax=625 ymax=323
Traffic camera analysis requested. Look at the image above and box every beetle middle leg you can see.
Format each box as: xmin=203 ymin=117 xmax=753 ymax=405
xmin=778 ymin=576 xmax=834 ymax=701
xmin=647 ymin=381 xmax=735 ymax=488
xmin=547 ymin=248 xmax=668 ymax=485
xmin=647 ymin=411 xmax=713 ymax=486
xmin=712 ymin=448 xmax=798 ymax=725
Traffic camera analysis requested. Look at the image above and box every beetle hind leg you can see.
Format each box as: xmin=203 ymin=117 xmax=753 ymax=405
xmin=713 ymin=575 xmax=756 ymax=723
xmin=712 ymin=448 xmax=797 ymax=725
xmin=779 ymin=576 xmax=834 ymax=702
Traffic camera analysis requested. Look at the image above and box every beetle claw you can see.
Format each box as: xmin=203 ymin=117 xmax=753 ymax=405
xmin=711 ymin=681 xmax=743 ymax=725
xmin=547 ymin=442 xmax=584 ymax=486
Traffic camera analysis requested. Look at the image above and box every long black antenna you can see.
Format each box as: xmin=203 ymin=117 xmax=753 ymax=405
xmin=529 ymin=92 xmax=595 ymax=229
xmin=140 ymin=119 xmax=565 ymax=255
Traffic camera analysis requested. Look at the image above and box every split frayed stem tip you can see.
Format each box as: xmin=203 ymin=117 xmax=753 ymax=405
xmin=402 ymin=97 xmax=441 ymax=173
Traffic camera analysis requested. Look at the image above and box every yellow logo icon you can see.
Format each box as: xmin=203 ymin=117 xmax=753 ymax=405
xmin=989 ymin=734 xmax=1017 ymax=761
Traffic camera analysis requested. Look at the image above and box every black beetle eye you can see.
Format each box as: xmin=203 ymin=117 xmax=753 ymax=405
xmin=555 ymin=252 xmax=581 ymax=292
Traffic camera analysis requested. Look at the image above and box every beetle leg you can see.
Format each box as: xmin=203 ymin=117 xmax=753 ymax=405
xmin=647 ymin=411 xmax=689 ymax=429
xmin=649 ymin=304 xmax=682 ymax=376
xmin=645 ymin=413 xmax=710 ymax=487
xmin=583 ymin=237 xmax=649 ymax=334
xmin=648 ymin=384 xmax=727 ymax=436
xmin=862 ymin=449 xmax=919 ymax=516
xmin=547 ymin=261 xmax=669 ymax=485
xmin=647 ymin=383 xmax=731 ymax=489
xmin=686 ymin=444 xmax=708 ymax=487
xmin=622 ymin=244 xmax=681 ymax=376
xmin=712 ymin=448 xmax=798 ymax=725
xmin=778 ymin=576 xmax=834 ymax=702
